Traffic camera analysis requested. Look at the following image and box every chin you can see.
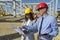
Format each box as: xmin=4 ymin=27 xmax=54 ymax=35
xmin=40 ymin=14 xmax=42 ymax=15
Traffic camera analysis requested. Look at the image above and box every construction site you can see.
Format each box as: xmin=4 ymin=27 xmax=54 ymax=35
xmin=0 ymin=0 xmax=60 ymax=40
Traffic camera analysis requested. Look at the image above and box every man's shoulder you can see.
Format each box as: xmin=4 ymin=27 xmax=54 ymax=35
xmin=48 ymin=15 xmax=56 ymax=19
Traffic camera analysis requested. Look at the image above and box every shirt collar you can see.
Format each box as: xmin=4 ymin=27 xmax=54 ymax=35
xmin=42 ymin=13 xmax=48 ymax=18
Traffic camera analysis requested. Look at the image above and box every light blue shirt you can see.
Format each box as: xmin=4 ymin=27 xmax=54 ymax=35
xmin=24 ymin=14 xmax=58 ymax=39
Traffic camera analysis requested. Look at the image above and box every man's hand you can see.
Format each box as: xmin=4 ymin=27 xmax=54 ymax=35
xmin=22 ymin=29 xmax=29 ymax=34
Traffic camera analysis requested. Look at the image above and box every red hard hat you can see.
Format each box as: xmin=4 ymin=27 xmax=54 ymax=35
xmin=36 ymin=2 xmax=48 ymax=11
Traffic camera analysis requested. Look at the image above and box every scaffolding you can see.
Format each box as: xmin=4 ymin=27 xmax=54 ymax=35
xmin=0 ymin=0 xmax=58 ymax=17
xmin=20 ymin=0 xmax=58 ymax=16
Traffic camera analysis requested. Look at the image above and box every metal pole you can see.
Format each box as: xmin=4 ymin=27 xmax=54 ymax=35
xmin=20 ymin=0 xmax=22 ymax=15
xmin=50 ymin=2 xmax=51 ymax=15
xmin=53 ymin=0 xmax=54 ymax=14
xmin=13 ymin=0 xmax=16 ymax=18
xmin=56 ymin=0 xmax=58 ymax=14
xmin=51 ymin=1 xmax=53 ymax=15
xmin=49 ymin=0 xmax=54 ymax=15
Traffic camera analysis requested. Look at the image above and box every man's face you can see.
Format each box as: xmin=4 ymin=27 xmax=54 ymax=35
xmin=38 ymin=8 xmax=47 ymax=16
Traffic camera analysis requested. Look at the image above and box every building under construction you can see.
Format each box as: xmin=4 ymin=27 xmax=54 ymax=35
xmin=0 ymin=0 xmax=59 ymax=17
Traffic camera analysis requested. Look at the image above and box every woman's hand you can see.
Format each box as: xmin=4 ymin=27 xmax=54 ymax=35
xmin=19 ymin=26 xmax=24 ymax=29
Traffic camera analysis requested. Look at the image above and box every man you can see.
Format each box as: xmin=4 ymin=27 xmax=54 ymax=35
xmin=22 ymin=2 xmax=58 ymax=40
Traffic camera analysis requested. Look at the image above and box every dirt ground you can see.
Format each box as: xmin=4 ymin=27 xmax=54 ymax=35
xmin=0 ymin=22 xmax=60 ymax=40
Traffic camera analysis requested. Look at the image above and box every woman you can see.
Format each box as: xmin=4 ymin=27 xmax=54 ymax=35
xmin=21 ymin=8 xmax=34 ymax=40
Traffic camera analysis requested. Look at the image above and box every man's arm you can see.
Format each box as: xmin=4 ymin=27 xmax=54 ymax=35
xmin=24 ymin=19 xmax=39 ymax=32
xmin=49 ymin=17 xmax=59 ymax=37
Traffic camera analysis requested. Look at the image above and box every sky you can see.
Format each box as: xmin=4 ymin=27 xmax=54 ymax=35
xmin=0 ymin=0 xmax=60 ymax=15
xmin=58 ymin=0 xmax=60 ymax=8
xmin=22 ymin=0 xmax=60 ymax=8
xmin=0 ymin=0 xmax=59 ymax=8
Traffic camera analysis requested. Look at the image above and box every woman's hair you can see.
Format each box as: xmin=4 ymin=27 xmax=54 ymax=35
xmin=25 ymin=13 xmax=34 ymax=21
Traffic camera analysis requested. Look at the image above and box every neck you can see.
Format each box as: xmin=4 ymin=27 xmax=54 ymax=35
xmin=41 ymin=12 xmax=47 ymax=16
xmin=34 ymin=18 xmax=37 ymax=20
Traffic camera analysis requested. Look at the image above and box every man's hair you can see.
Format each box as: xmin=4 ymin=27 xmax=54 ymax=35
xmin=38 ymin=8 xmax=48 ymax=11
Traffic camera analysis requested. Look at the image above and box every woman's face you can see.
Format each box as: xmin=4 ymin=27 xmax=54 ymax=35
xmin=25 ymin=14 xmax=30 ymax=19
